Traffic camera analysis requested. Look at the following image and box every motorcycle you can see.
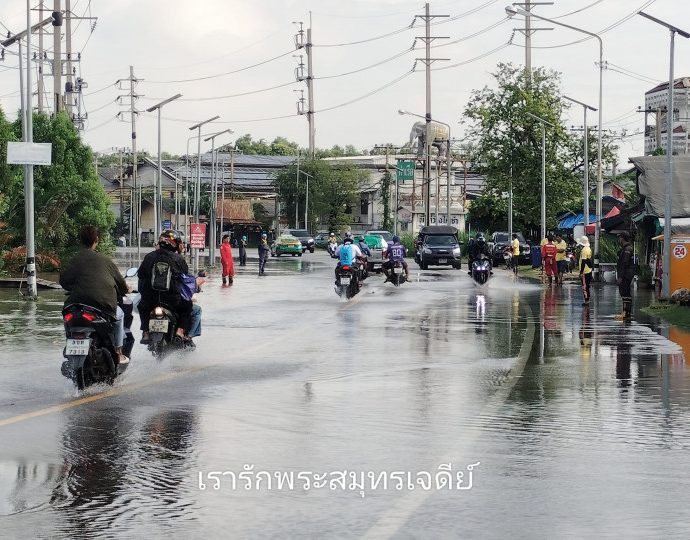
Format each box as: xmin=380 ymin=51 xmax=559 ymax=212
xmin=327 ymin=241 xmax=338 ymax=258
xmin=334 ymin=264 xmax=360 ymax=299
xmin=61 ymin=268 xmax=137 ymax=390
xmin=471 ymin=255 xmax=492 ymax=285
xmin=387 ymin=261 xmax=407 ymax=287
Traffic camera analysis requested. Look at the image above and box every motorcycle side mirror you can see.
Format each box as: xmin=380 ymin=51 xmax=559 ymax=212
xmin=124 ymin=267 xmax=139 ymax=278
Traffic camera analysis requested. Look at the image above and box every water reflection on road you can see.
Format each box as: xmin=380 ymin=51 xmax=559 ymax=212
xmin=1 ymin=254 xmax=690 ymax=538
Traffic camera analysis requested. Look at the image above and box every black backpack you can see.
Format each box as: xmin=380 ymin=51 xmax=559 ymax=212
xmin=151 ymin=260 xmax=173 ymax=291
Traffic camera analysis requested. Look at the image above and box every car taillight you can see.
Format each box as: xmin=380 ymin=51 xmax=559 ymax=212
xmin=63 ymin=312 xmax=74 ymax=323
xmin=82 ymin=312 xmax=97 ymax=322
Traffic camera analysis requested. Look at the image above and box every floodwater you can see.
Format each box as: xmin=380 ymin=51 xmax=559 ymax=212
xmin=1 ymin=251 xmax=689 ymax=539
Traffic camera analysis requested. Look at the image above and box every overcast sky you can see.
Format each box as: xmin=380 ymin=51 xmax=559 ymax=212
xmin=1 ymin=0 xmax=689 ymax=165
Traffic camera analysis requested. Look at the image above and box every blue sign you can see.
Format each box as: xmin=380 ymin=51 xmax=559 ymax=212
xmin=162 ymin=220 xmax=172 ymax=230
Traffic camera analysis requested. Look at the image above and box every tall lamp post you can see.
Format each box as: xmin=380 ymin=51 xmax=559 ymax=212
xmin=398 ymin=110 xmax=452 ymax=226
xmin=564 ymin=95 xmax=598 ymax=229
xmin=507 ymin=4 xmax=604 ymax=278
xmin=203 ymin=129 xmax=233 ymax=266
xmin=525 ymin=112 xmax=554 ymax=241
xmin=188 ymin=116 xmax=220 ymax=273
xmin=146 ymin=93 xmax=182 ymax=240
xmin=298 ymin=170 xmax=314 ymax=231
xmin=638 ymin=11 xmax=690 ymax=298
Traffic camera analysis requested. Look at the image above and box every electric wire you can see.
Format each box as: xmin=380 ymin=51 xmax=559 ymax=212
xmin=140 ymin=81 xmax=299 ymax=102
xmin=605 ymin=66 xmax=660 ymax=85
xmin=316 ymin=70 xmax=415 ymax=113
xmin=430 ymin=42 xmax=511 ymax=71
xmin=84 ymin=82 xmax=115 ymax=96
xmin=605 ymin=61 xmax=661 ymax=84
xmin=85 ymin=115 xmax=117 ymax=132
xmin=552 ymin=0 xmax=607 ymax=19
xmin=143 ymin=49 xmax=294 ymax=84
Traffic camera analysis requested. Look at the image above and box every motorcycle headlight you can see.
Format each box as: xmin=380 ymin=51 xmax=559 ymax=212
xmin=423 ymin=247 xmax=432 ymax=254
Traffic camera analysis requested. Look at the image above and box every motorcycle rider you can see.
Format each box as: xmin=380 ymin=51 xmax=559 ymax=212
xmin=137 ymin=230 xmax=193 ymax=344
xmin=334 ymin=233 xmax=364 ymax=286
xmin=60 ymin=225 xmax=130 ymax=364
xmin=382 ymin=235 xmax=410 ymax=281
xmin=327 ymin=231 xmax=338 ymax=256
xmin=356 ymin=235 xmax=372 ymax=257
xmin=467 ymin=233 xmax=491 ymax=274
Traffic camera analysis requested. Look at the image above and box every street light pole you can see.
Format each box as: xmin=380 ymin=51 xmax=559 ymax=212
xmin=564 ymin=95 xmax=598 ymax=229
xmin=525 ymin=112 xmax=554 ymax=241
xmin=188 ymin=115 xmax=220 ymax=273
xmin=298 ymin=170 xmax=314 ymax=230
xmin=638 ymin=11 xmax=690 ymax=298
xmin=146 ymin=93 xmax=182 ymax=240
xmin=507 ymin=4 xmax=604 ymax=277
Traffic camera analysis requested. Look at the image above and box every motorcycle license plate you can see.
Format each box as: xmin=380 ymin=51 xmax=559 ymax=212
xmin=438 ymin=258 xmax=447 ymax=264
xmin=65 ymin=338 xmax=90 ymax=356
xmin=342 ymin=276 xmax=351 ymax=285
xmin=149 ymin=319 xmax=169 ymax=333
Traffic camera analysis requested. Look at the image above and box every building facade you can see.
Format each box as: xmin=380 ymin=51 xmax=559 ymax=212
xmin=644 ymin=77 xmax=690 ymax=155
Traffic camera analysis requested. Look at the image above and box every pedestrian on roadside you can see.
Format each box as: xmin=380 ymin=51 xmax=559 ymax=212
xmin=615 ymin=231 xmax=635 ymax=320
xmin=541 ymin=234 xmax=558 ymax=285
xmin=555 ymin=233 xmax=568 ymax=286
xmin=577 ymin=235 xmax=593 ymax=306
xmin=510 ymin=233 xmax=520 ymax=275
xmin=220 ymin=234 xmax=235 ymax=286
xmin=258 ymin=233 xmax=270 ymax=276
xmin=238 ymin=235 xmax=248 ymax=266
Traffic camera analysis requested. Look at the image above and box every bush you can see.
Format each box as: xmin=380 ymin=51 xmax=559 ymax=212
xmin=599 ymin=234 xmax=619 ymax=263
xmin=400 ymin=233 xmax=416 ymax=255
xmin=2 ymin=246 xmax=61 ymax=273
xmin=638 ymin=263 xmax=652 ymax=285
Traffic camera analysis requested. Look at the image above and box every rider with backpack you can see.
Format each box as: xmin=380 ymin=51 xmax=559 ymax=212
xmin=137 ymin=230 xmax=194 ymax=344
xmin=334 ymin=233 xmax=364 ymax=287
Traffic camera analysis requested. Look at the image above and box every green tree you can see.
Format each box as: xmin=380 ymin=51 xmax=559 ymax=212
xmin=464 ymin=63 xmax=615 ymax=236
xmin=1 ymin=111 xmax=114 ymax=260
xmin=274 ymin=159 xmax=365 ymax=232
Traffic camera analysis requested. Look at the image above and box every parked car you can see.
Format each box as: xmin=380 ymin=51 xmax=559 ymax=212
xmin=487 ymin=232 xmax=530 ymax=265
xmin=274 ymin=234 xmax=303 ymax=257
xmin=314 ymin=232 xmax=340 ymax=249
xmin=414 ymin=226 xmax=462 ymax=270
xmin=284 ymin=229 xmax=315 ymax=253
xmin=354 ymin=234 xmax=388 ymax=272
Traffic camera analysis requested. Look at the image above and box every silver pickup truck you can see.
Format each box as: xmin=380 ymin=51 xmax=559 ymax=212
xmin=355 ymin=233 xmax=390 ymax=273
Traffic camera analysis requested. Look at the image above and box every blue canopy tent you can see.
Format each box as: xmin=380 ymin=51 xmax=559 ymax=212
xmin=558 ymin=213 xmax=598 ymax=230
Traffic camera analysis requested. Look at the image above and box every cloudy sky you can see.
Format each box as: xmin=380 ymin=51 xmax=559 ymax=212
xmin=1 ymin=0 xmax=689 ymax=164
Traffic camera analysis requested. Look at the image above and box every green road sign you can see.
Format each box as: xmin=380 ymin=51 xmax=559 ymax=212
xmin=396 ymin=160 xmax=415 ymax=182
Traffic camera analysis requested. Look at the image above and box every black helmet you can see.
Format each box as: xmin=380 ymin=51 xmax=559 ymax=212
xmin=159 ymin=229 xmax=181 ymax=251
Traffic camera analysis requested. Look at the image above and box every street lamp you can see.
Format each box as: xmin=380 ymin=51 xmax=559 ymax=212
xmin=525 ymin=112 xmax=554 ymax=241
xmin=563 ymin=95 xmax=598 ymax=228
xmin=203 ymin=129 xmax=233 ymax=266
xmin=638 ymin=11 xmax=690 ymax=298
xmin=398 ymin=109 xmax=452 ymax=227
xmin=146 ymin=93 xmax=182 ymax=240
xmin=506 ymin=4 xmax=604 ymax=277
xmin=297 ymin=170 xmax=314 ymax=231
xmin=188 ymin=115 xmax=220 ymax=273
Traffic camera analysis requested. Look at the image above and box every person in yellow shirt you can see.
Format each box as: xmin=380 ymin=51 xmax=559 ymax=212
xmin=555 ymin=233 xmax=568 ymax=286
xmin=510 ymin=233 xmax=520 ymax=275
xmin=578 ymin=235 xmax=593 ymax=306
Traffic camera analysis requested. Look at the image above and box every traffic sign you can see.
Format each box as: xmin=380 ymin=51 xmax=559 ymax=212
xmin=7 ymin=142 xmax=52 ymax=165
xmin=190 ymin=223 xmax=206 ymax=249
xmin=162 ymin=219 xmax=172 ymax=230
xmin=396 ymin=160 xmax=415 ymax=182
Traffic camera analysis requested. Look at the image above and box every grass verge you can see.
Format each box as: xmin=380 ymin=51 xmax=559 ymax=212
xmin=642 ymin=303 xmax=690 ymax=332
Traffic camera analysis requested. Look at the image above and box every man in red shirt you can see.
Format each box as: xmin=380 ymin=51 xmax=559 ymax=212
xmin=541 ymin=234 xmax=558 ymax=285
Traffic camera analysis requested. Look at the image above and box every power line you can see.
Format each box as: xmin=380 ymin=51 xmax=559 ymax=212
xmin=84 ymin=82 xmax=115 ymax=96
xmin=317 ymin=48 xmax=411 ymax=79
xmin=139 ymin=81 xmax=298 ymax=102
xmin=553 ymin=0 xmax=607 ymax=19
xmin=605 ymin=61 xmax=661 ymax=84
xmin=143 ymin=49 xmax=294 ymax=84
xmin=85 ymin=115 xmax=117 ymax=132
xmin=316 ymin=70 xmax=415 ymax=113
xmin=430 ymin=41 xmax=511 ymax=71
xmin=138 ymin=111 xmax=296 ymax=124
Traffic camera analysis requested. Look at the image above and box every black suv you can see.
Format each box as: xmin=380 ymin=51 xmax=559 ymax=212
xmin=414 ymin=226 xmax=462 ymax=270
xmin=488 ymin=232 xmax=530 ymax=265
xmin=284 ymin=229 xmax=315 ymax=253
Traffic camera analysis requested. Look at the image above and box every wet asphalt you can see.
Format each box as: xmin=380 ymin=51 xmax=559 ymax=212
xmin=1 ymin=249 xmax=690 ymax=539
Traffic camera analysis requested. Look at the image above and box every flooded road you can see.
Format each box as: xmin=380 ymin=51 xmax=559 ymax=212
xmin=1 ymin=250 xmax=690 ymax=538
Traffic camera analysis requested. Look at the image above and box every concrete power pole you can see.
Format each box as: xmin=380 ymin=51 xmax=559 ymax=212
xmin=38 ymin=1 xmax=44 ymax=113
xmin=513 ymin=1 xmax=553 ymax=80
xmin=415 ymin=3 xmax=448 ymax=228
xmin=52 ymin=0 xmax=62 ymax=114
xmin=65 ymin=0 xmax=73 ymax=119
xmin=306 ymin=24 xmax=315 ymax=157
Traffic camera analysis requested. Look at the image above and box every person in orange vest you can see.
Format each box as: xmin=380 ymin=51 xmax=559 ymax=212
xmin=220 ymin=234 xmax=235 ymax=286
xmin=541 ymin=234 xmax=558 ymax=285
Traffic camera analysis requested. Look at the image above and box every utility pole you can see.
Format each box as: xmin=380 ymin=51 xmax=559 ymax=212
xmin=513 ymin=1 xmax=553 ymax=80
xmin=414 ymin=3 xmax=449 ymax=228
xmin=294 ymin=18 xmax=315 ymax=157
xmin=24 ymin=0 xmax=38 ymax=299
xmin=116 ymin=67 xmax=141 ymax=259
xmin=52 ymin=0 xmax=62 ymax=114
xmin=38 ymin=1 xmax=44 ymax=113
xmin=65 ymin=0 xmax=73 ymax=119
